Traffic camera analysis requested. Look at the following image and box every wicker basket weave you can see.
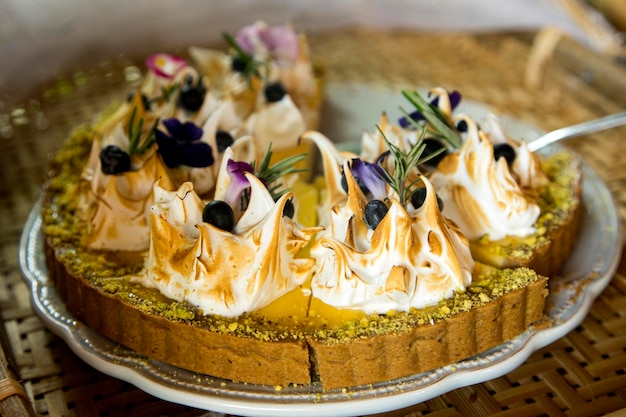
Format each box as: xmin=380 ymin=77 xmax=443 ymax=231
xmin=1 ymin=28 xmax=625 ymax=416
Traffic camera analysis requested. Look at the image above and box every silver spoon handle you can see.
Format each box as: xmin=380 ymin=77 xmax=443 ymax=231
xmin=527 ymin=111 xmax=626 ymax=152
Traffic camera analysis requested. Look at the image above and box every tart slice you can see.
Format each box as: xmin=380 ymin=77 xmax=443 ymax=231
xmin=298 ymin=130 xmax=549 ymax=388
xmin=428 ymin=114 xmax=582 ymax=277
xmin=395 ymin=89 xmax=583 ymax=276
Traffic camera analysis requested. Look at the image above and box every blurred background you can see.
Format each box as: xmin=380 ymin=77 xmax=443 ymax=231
xmin=1 ymin=0 xmax=624 ymax=104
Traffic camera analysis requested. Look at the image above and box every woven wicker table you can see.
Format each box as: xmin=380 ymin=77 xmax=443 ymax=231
xmin=1 ymin=29 xmax=625 ymax=417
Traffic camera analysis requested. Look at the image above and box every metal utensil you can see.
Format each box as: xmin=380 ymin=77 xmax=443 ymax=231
xmin=527 ymin=111 xmax=626 ymax=152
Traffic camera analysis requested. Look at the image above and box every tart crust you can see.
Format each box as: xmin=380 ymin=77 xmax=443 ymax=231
xmin=45 ymin=242 xmax=313 ymax=386
xmin=45 ymin=234 xmax=547 ymax=389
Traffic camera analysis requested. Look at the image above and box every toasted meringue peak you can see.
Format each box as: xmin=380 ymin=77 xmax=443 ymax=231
xmin=483 ymin=115 xmax=548 ymax=190
xmin=143 ymin=178 xmax=320 ymax=317
xmin=78 ymin=108 xmax=175 ymax=252
xmin=79 ymin=142 xmax=174 ymax=251
xmin=430 ymin=115 xmax=540 ymax=241
xmin=428 ymin=86 xmax=456 ymax=120
xmin=245 ymin=93 xmax=306 ymax=159
xmin=310 ymin=174 xmax=474 ymax=314
xmin=361 ymin=113 xmax=425 ymax=162
xmin=301 ymin=131 xmax=358 ymax=227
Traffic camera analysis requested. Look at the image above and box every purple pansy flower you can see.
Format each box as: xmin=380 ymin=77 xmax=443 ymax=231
xmin=155 ymin=119 xmax=214 ymax=168
xmin=350 ymin=159 xmax=388 ymax=200
xmin=399 ymin=90 xmax=462 ymax=128
xmin=225 ymin=159 xmax=255 ymax=207
xmin=235 ymin=22 xmax=299 ymax=65
xmin=145 ymin=53 xmax=187 ymax=79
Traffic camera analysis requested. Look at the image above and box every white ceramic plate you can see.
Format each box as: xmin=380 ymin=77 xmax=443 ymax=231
xmin=20 ymin=84 xmax=622 ymax=417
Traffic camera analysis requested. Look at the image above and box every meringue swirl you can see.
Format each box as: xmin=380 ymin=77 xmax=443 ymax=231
xmin=142 ymin=154 xmax=320 ymax=317
xmin=310 ymin=167 xmax=474 ymax=314
xmin=78 ymin=112 xmax=174 ymax=251
xmin=430 ymin=115 xmax=541 ymax=241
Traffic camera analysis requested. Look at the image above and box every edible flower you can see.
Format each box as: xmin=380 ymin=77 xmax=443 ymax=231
xmin=155 ymin=119 xmax=214 ymax=168
xmin=145 ymin=53 xmax=188 ymax=79
xmin=224 ymin=146 xmax=307 ymax=210
xmin=225 ymin=159 xmax=255 ymax=208
xmin=349 ymin=158 xmax=388 ymax=200
xmin=235 ymin=22 xmax=299 ymax=65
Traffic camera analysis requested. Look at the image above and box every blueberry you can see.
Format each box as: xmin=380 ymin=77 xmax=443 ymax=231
xmin=179 ymin=76 xmax=206 ymax=112
xmin=215 ymin=130 xmax=234 ymax=153
xmin=455 ymin=119 xmax=468 ymax=132
xmin=99 ymin=145 xmax=131 ymax=175
xmin=410 ymin=187 xmax=444 ymax=211
xmin=364 ymin=200 xmax=389 ymax=229
xmin=264 ymin=82 xmax=287 ymax=103
xmin=410 ymin=187 xmax=427 ymax=209
xmin=231 ymin=57 xmax=247 ymax=73
xmin=493 ymin=143 xmax=516 ymax=164
xmin=202 ymin=200 xmax=235 ymax=231
xmin=420 ymin=138 xmax=448 ymax=168
xmin=282 ymin=199 xmax=295 ymax=219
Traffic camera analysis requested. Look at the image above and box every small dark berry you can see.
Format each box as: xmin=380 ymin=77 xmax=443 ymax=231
xmin=455 ymin=119 xmax=468 ymax=132
xmin=264 ymin=82 xmax=287 ymax=103
xmin=282 ymin=199 xmax=295 ymax=219
xmin=410 ymin=188 xmax=427 ymax=209
xmin=411 ymin=187 xmax=444 ymax=211
xmin=341 ymin=170 xmax=370 ymax=195
xmin=364 ymin=200 xmax=389 ymax=229
xmin=231 ymin=57 xmax=247 ymax=73
xmin=215 ymin=130 xmax=234 ymax=153
xmin=202 ymin=200 xmax=235 ymax=232
xmin=493 ymin=143 xmax=516 ymax=164
xmin=99 ymin=145 xmax=131 ymax=175
xmin=420 ymin=138 xmax=448 ymax=168
xmin=179 ymin=77 xmax=206 ymax=112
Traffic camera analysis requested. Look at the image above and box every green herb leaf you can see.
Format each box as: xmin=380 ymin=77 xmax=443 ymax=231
xmin=126 ymin=106 xmax=158 ymax=156
xmin=376 ymin=125 xmax=428 ymax=205
xmin=401 ymin=90 xmax=462 ymax=148
xmin=222 ymin=32 xmax=267 ymax=86
xmin=254 ymin=144 xmax=308 ymax=200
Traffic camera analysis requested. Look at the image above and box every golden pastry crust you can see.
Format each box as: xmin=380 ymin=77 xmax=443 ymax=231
xmin=307 ymin=275 xmax=547 ymax=389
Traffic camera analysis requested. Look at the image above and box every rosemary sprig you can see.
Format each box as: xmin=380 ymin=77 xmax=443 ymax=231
xmin=127 ymin=106 xmax=159 ymax=155
xmin=400 ymin=90 xmax=462 ymax=148
xmin=222 ymin=32 xmax=267 ymax=86
xmin=254 ymin=144 xmax=309 ymax=199
xmin=376 ymin=125 xmax=429 ymax=205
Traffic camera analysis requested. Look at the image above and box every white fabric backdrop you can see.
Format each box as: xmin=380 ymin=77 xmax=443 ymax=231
xmin=0 ymin=0 xmax=614 ymax=102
